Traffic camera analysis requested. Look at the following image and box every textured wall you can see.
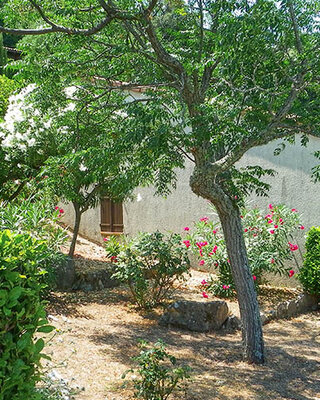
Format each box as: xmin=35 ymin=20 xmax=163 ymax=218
xmin=61 ymin=135 xmax=320 ymax=251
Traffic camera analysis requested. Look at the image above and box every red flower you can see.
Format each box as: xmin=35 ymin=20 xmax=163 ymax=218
xmin=103 ymin=237 xmax=109 ymax=242
xmin=183 ymin=240 xmax=190 ymax=248
xmin=267 ymin=220 xmax=273 ymax=224
xmin=200 ymin=217 xmax=209 ymax=222
xmin=222 ymin=285 xmax=230 ymax=290
xmin=244 ymin=228 xmax=248 ymax=233
xmin=110 ymin=256 xmax=118 ymax=263
xmin=59 ymin=208 xmax=64 ymax=214
xmin=55 ymin=206 xmax=59 ymax=210
xmin=212 ymin=245 xmax=218 ymax=253
xmin=234 ymin=195 xmax=238 ymax=200
xmin=270 ymin=230 xmax=275 ymax=234
xmin=289 ymin=269 xmax=295 ymax=277
xmin=268 ymin=204 xmax=273 ymax=210
xmin=213 ymin=230 xmax=217 ymax=234
xmin=288 ymin=242 xmax=299 ymax=251
xmin=240 ymin=215 xmax=244 ymax=219
xmin=252 ymin=275 xmax=257 ymax=281
xmin=201 ymin=279 xmax=208 ymax=286
xmin=291 ymin=208 xmax=297 ymax=212
xmin=184 ymin=227 xmax=190 ymax=231
xmin=270 ymin=258 xmax=275 ymax=264
xmin=199 ymin=260 xmax=205 ymax=266
xmin=274 ymin=225 xmax=278 ymax=229
xmin=202 ymin=291 xmax=209 ymax=298
xmin=299 ymin=225 xmax=305 ymax=230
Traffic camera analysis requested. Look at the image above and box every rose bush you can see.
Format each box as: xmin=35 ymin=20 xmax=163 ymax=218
xmin=184 ymin=204 xmax=302 ymax=298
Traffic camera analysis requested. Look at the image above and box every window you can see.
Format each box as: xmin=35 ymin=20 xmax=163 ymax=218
xmin=100 ymin=197 xmax=124 ymax=233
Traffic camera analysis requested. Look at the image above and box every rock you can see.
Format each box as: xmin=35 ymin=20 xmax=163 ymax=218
xmin=276 ymin=301 xmax=288 ymax=319
xmin=159 ymin=300 xmax=229 ymax=332
xmin=73 ymin=263 xmax=120 ymax=291
xmin=260 ymin=312 xmax=268 ymax=325
xmin=222 ymin=315 xmax=241 ymax=332
xmin=55 ymin=257 xmax=76 ymax=290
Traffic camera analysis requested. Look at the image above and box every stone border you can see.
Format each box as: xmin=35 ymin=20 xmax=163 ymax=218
xmin=223 ymin=293 xmax=320 ymax=332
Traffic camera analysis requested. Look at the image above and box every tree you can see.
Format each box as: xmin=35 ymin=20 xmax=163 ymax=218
xmin=1 ymin=0 xmax=319 ymax=364
xmin=0 ymin=33 xmax=7 ymax=75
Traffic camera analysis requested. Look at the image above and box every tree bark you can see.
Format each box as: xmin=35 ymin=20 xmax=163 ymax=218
xmin=215 ymin=200 xmax=264 ymax=364
xmin=190 ymin=169 xmax=264 ymax=364
xmin=69 ymin=202 xmax=82 ymax=258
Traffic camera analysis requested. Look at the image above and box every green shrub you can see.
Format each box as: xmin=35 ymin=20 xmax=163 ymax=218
xmin=0 ymin=75 xmax=15 ymax=119
xmin=184 ymin=203 xmax=302 ymax=298
xmin=0 ymin=230 xmax=55 ymax=400
xmin=298 ymin=227 xmax=320 ymax=296
xmin=105 ymin=232 xmax=190 ymax=309
xmin=0 ymin=195 xmax=68 ymax=289
xmin=124 ymin=340 xmax=191 ymax=400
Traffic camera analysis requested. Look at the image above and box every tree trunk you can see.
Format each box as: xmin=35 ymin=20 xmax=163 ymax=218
xmin=69 ymin=202 xmax=82 ymax=258
xmin=190 ymin=168 xmax=264 ymax=364
xmin=215 ymin=200 xmax=264 ymax=364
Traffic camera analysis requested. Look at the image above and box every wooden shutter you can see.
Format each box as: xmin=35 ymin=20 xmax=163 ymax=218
xmin=100 ymin=198 xmax=123 ymax=233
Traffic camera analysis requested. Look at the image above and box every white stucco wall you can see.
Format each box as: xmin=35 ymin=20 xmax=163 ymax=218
xmin=61 ymin=135 xmax=320 ymax=241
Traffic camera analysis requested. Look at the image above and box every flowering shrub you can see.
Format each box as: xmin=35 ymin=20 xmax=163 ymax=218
xmin=123 ymin=340 xmax=191 ymax=400
xmin=298 ymin=227 xmax=320 ymax=296
xmin=0 ymin=230 xmax=55 ymax=400
xmin=105 ymin=232 xmax=190 ymax=309
xmin=184 ymin=204 xmax=302 ymax=298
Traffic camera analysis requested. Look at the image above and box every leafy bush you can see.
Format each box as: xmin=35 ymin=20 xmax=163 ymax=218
xmin=0 ymin=230 xmax=55 ymax=400
xmin=124 ymin=340 xmax=191 ymax=400
xmin=105 ymin=232 xmax=190 ymax=309
xmin=184 ymin=204 xmax=302 ymax=298
xmin=298 ymin=227 xmax=320 ymax=296
xmin=0 ymin=75 xmax=16 ymax=119
xmin=0 ymin=195 xmax=68 ymax=288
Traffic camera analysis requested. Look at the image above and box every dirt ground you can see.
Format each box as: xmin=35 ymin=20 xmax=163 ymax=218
xmin=46 ymin=233 xmax=320 ymax=400
xmin=42 ymin=283 xmax=320 ymax=400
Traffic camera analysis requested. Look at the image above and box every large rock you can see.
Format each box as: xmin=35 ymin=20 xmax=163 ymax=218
xmin=159 ymin=300 xmax=229 ymax=332
xmin=54 ymin=257 xmax=76 ymax=290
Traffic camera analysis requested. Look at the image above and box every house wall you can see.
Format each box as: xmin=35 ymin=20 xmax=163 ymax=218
xmin=60 ymin=135 xmax=320 ymax=286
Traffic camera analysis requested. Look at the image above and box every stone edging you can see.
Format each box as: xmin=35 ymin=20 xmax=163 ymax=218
xmin=223 ymin=293 xmax=319 ymax=332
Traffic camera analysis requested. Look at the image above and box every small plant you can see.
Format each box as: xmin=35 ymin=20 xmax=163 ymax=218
xmin=184 ymin=203 xmax=302 ymax=298
xmin=124 ymin=340 xmax=191 ymax=400
xmin=0 ymin=230 xmax=55 ymax=400
xmin=298 ymin=227 xmax=320 ymax=296
xmin=105 ymin=231 xmax=190 ymax=309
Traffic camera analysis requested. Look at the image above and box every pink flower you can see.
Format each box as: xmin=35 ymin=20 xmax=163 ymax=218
xmin=110 ymin=256 xmax=118 ymax=263
xmin=252 ymin=275 xmax=257 ymax=281
xmin=212 ymin=230 xmax=217 ymax=234
xmin=196 ymin=241 xmax=208 ymax=248
xmin=234 ymin=195 xmax=238 ymax=200
xmin=214 ymin=262 xmax=219 ymax=267
xmin=268 ymin=204 xmax=273 ymax=210
xmin=200 ymin=217 xmax=209 ymax=223
xmin=199 ymin=260 xmax=205 ymax=266
xmin=244 ymin=228 xmax=248 ymax=233
xmin=103 ymin=237 xmax=109 ymax=242
xmin=253 ymin=233 xmax=258 ymax=237
xmin=270 ymin=230 xmax=275 ymax=234
xmin=265 ymin=214 xmax=272 ymax=219
xmin=279 ymin=218 xmax=283 ymax=223
xmin=55 ymin=206 xmax=59 ymax=210
xmin=183 ymin=240 xmax=190 ymax=248
xmin=227 ymin=259 xmax=230 ymax=264
xmin=299 ymin=225 xmax=305 ymax=230
xmin=289 ymin=269 xmax=295 ymax=277
xmin=184 ymin=227 xmax=190 ymax=231
xmin=202 ymin=291 xmax=209 ymax=298
xmin=222 ymin=285 xmax=230 ymax=290
xmin=212 ymin=245 xmax=218 ymax=253
xmin=267 ymin=220 xmax=273 ymax=224
xmin=59 ymin=208 xmax=64 ymax=214
xmin=274 ymin=225 xmax=278 ymax=229
xmin=288 ymin=242 xmax=299 ymax=251
xmin=291 ymin=208 xmax=297 ymax=212
xmin=201 ymin=279 xmax=208 ymax=286
xmin=270 ymin=258 xmax=275 ymax=264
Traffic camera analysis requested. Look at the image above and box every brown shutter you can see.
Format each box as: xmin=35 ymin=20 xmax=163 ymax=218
xmin=100 ymin=198 xmax=123 ymax=233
